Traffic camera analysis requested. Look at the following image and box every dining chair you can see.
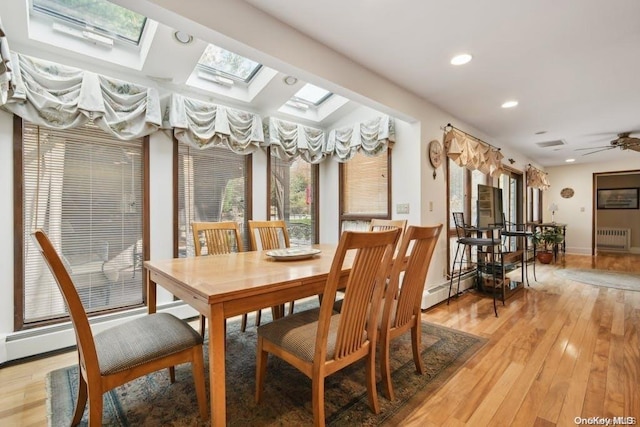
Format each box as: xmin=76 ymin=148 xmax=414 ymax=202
xmin=369 ymin=218 xmax=408 ymax=242
xmin=255 ymin=228 xmax=400 ymax=427
xmin=191 ymin=221 xmax=247 ymax=334
xmin=248 ymin=219 xmax=294 ymax=322
xmin=378 ymin=224 xmax=443 ymax=400
xmin=31 ymin=229 xmax=208 ymax=425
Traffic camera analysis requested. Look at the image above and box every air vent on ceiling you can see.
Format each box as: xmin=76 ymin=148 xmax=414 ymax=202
xmin=535 ymin=139 xmax=566 ymax=148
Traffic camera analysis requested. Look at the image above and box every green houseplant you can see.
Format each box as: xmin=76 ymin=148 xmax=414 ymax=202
xmin=532 ymin=226 xmax=564 ymax=264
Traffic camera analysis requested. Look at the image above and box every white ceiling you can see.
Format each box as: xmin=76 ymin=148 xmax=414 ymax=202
xmin=2 ymin=0 xmax=640 ymax=167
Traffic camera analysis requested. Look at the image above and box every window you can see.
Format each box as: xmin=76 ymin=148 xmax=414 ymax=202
xmin=176 ymin=143 xmax=251 ymax=257
xmin=16 ymin=118 xmax=147 ymax=329
xmin=447 ymin=161 xmax=488 ymax=272
xmin=268 ymin=150 xmax=319 ymax=246
xmin=286 ymin=84 xmax=333 ymax=110
xmin=339 ymin=148 xmax=391 ymax=232
xmin=32 ymin=0 xmax=147 ymax=45
xmin=527 ymin=187 xmax=542 ymax=223
xmin=197 ymin=44 xmax=262 ymax=85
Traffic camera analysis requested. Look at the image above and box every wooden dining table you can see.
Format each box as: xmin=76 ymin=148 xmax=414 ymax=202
xmin=144 ymin=244 xmax=351 ymax=426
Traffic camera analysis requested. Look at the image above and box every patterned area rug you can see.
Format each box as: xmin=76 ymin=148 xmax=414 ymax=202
xmin=46 ymin=311 xmax=485 ymax=426
xmin=555 ymin=268 xmax=640 ymax=291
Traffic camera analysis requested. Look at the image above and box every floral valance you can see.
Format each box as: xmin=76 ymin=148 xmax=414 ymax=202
xmin=0 ymin=18 xmax=14 ymax=105
xmin=527 ymin=165 xmax=550 ymax=190
xmin=1 ymin=53 xmax=161 ymax=139
xmin=166 ymin=93 xmax=263 ymax=154
xmin=326 ymin=115 xmax=395 ymax=162
xmin=444 ymin=128 xmax=504 ymax=177
xmin=263 ymin=117 xmax=325 ymax=163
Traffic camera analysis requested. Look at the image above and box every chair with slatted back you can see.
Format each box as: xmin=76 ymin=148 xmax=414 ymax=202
xmin=369 ymin=219 xmax=408 ymax=242
xmin=379 ymin=224 xmax=443 ymax=400
xmin=255 ymin=228 xmax=401 ymax=426
xmin=191 ymin=221 xmax=248 ymax=333
xmin=248 ymin=220 xmax=294 ymax=322
xmin=31 ymin=229 xmax=208 ymax=426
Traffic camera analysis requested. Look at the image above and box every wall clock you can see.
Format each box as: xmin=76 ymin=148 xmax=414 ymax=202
xmin=560 ymin=187 xmax=574 ymax=199
xmin=428 ymin=140 xmax=443 ymax=179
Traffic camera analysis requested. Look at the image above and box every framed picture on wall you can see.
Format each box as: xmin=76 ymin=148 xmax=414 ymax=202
xmin=597 ymin=187 xmax=639 ymax=209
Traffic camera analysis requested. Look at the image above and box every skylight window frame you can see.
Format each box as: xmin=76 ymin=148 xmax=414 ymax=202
xmin=196 ymin=44 xmax=263 ymax=85
xmin=290 ymin=91 xmax=333 ymax=108
xmin=30 ymin=0 xmax=148 ymax=46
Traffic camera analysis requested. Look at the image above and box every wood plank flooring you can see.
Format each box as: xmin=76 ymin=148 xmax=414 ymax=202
xmin=1 ymin=253 xmax=638 ymax=426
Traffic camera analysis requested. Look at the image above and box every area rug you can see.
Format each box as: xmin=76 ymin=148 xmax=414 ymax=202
xmin=555 ymin=268 xmax=640 ymax=291
xmin=46 ymin=312 xmax=485 ymax=426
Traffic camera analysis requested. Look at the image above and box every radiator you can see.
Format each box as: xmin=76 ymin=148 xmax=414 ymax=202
xmin=596 ymin=227 xmax=631 ymax=251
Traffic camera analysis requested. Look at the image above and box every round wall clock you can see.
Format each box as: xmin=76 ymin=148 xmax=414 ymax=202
xmin=560 ymin=187 xmax=574 ymax=199
xmin=428 ymin=139 xmax=443 ymax=169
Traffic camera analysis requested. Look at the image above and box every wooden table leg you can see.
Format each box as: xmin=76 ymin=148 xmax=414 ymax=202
xmin=146 ymin=270 xmax=156 ymax=314
xmin=209 ymin=303 xmax=226 ymax=427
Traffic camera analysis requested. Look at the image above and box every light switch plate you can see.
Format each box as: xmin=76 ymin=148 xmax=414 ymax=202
xmin=396 ymin=203 xmax=410 ymax=214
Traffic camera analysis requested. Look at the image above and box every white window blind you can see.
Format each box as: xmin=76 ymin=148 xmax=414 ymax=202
xmin=269 ymin=151 xmax=317 ymax=246
xmin=340 ymin=148 xmax=389 ymax=231
xmin=177 ymin=144 xmax=249 ymax=257
xmin=22 ymin=121 xmax=144 ymax=325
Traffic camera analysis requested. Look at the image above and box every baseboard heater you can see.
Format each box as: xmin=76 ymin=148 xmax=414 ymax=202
xmin=596 ymin=227 xmax=631 ymax=251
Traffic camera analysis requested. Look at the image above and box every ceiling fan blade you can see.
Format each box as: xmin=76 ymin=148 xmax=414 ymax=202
xmin=575 ymin=145 xmax=611 ymax=151
xmin=581 ymin=147 xmax=614 ymax=156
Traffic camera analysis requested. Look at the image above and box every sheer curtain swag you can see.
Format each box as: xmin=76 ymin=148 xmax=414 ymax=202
xmin=526 ymin=164 xmax=551 ymax=190
xmin=444 ymin=126 xmax=504 ymax=177
xmin=326 ymin=115 xmax=395 ymax=162
xmin=263 ymin=117 xmax=325 ymax=163
xmin=2 ymin=53 xmax=161 ymax=139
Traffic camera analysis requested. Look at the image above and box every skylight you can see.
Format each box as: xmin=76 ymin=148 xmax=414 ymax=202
xmin=197 ymin=44 xmax=262 ymax=84
xmin=31 ymin=0 xmax=147 ymax=45
xmin=290 ymin=84 xmax=333 ymax=107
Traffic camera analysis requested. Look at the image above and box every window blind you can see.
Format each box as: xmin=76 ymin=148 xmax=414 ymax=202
xmin=22 ymin=121 xmax=144 ymax=325
xmin=177 ymin=144 xmax=249 ymax=257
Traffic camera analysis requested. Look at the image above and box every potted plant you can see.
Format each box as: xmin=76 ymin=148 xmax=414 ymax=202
xmin=532 ymin=227 xmax=564 ymax=264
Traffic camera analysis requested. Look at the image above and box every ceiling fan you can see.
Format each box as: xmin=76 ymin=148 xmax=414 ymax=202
xmin=576 ymin=132 xmax=640 ymax=155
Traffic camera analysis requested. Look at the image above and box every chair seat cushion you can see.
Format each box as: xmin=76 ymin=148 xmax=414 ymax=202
xmin=94 ymin=313 xmax=203 ymax=375
xmin=258 ymin=308 xmax=341 ymax=362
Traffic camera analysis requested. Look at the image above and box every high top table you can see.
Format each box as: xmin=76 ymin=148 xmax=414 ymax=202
xmin=144 ymin=244 xmax=350 ymax=427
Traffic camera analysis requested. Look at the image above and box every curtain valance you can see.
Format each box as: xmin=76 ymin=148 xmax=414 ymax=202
xmin=263 ymin=117 xmax=325 ymax=163
xmin=1 ymin=53 xmax=161 ymax=139
xmin=444 ymin=128 xmax=504 ymax=177
xmin=0 ymin=18 xmax=14 ymax=105
xmin=326 ymin=115 xmax=395 ymax=162
xmin=526 ymin=165 xmax=550 ymax=190
xmin=166 ymin=93 xmax=263 ymax=154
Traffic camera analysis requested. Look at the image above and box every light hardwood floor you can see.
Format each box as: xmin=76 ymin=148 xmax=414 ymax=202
xmin=1 ymin=253 xmax=638 ymax=426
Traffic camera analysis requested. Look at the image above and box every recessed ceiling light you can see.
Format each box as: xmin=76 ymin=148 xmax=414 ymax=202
xmin=501 ymin=100 xmax=519 ymax=109
xmin=565 ymin=158 xmax=576 ymax=163
xmin=450 ymin=53 xmax=472 ymax=65
xmin=283 ymin=76 xmax=298 ymax=85
xmin=173 ymin=31 xmax=193 ymax=44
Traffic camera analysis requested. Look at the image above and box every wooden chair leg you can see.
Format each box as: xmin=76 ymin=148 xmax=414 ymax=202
xmin=380 ymin=331 xmax=394 ymax=401
xmin=72 ymin=374 xmax=88 ymax=425
xmin=199 ymin=315 xmax=206 ymax=337
xmin=191 ymin=346 xmax=209 ymax=421
xmin=312 ymin=374 xmax=326 ymax=427
xmin=411 ymin=321 xmax=425 ymax=374
xmin=241 ymin=313 xmax=248 ymax=332
xmin=288 ymin=300 xmax=295 ymax=315
xmin=169 ymin=366 xmax=176 ymax=383
xmin=255 ymin=337 xmax=268 ymax=404
xmin=255 ymin=309 xmax=262 ymax=327
xmin=87 ymin=388 xmax=103 ymax=427
xmin=365 ymin=351 xmax=380 ymax=414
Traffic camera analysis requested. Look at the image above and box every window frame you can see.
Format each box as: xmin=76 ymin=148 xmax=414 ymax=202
xmin=266 ymin=149 xmax=320 ymax=245
xmin=338 ymin=148 xmax=392 ymax=234
xmin=172 ymin=137 xmax=253 ymax=258
xmin=13 ymin=115 xmax=150 ymax=331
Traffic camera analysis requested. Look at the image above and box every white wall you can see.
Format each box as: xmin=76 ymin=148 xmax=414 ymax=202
xmin=546 ymin=159 xmax=640 ymax=254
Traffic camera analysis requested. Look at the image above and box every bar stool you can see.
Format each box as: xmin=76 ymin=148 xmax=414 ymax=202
xmin=448 ymin=212 xmax=503 ymax=316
